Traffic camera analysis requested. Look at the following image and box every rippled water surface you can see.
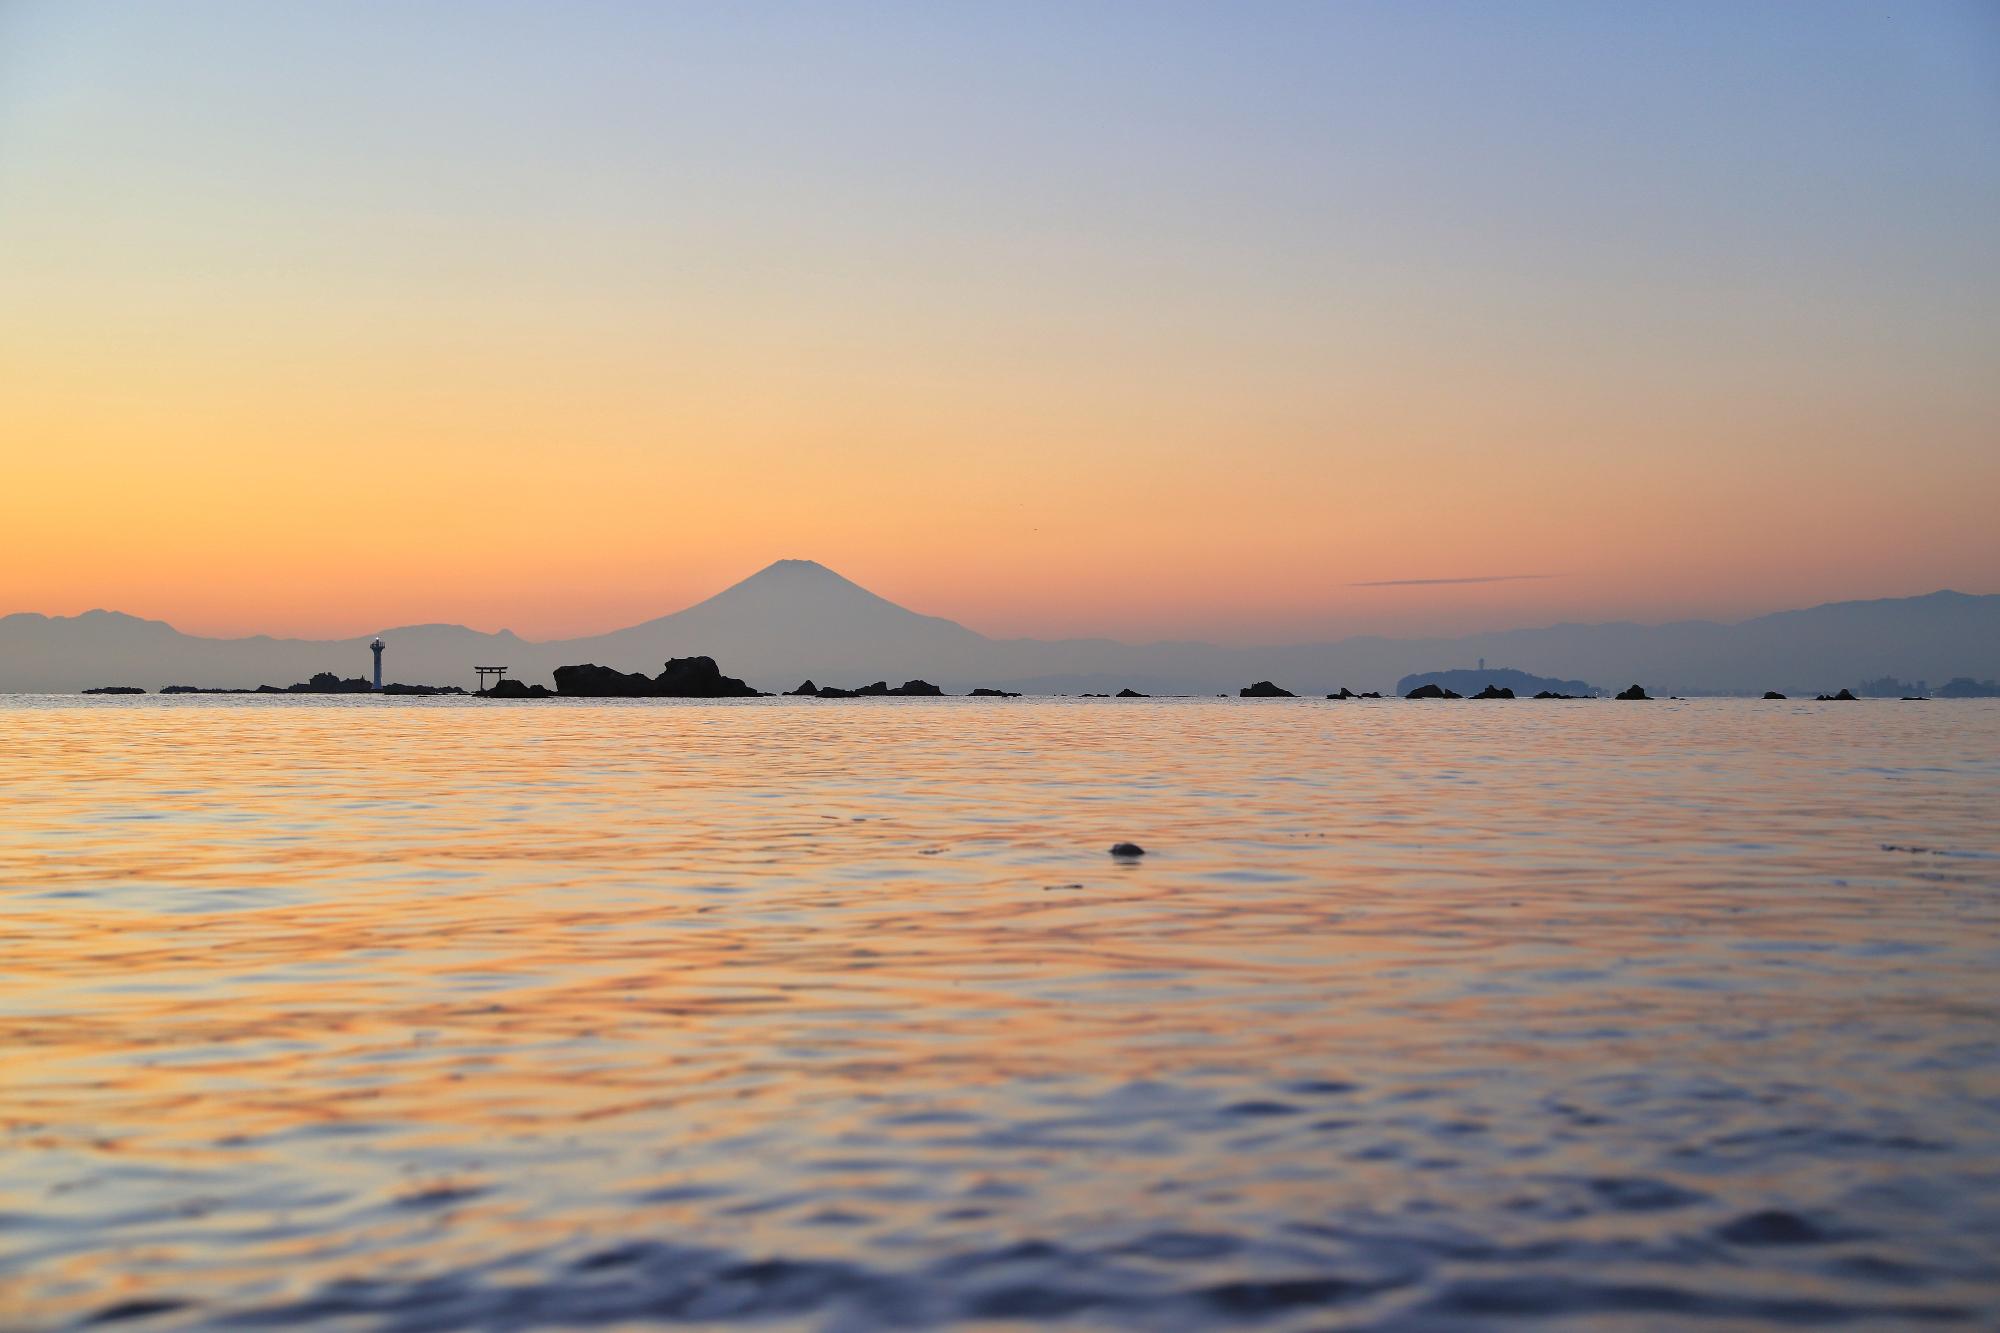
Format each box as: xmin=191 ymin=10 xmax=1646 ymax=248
xmin=2 ymin=697 xmax=1997 ymax=1330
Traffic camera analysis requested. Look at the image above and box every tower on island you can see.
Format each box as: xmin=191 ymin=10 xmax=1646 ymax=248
xmin=370 ymin=637 xmax=384 ymax=691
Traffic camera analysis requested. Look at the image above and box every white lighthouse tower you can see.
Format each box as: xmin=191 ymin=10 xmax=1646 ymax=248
xmin=370 ymin=637 xmax=385 ymax=691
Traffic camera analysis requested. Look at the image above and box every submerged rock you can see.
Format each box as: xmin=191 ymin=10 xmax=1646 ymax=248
xmin=1471 ymin=685 xmax=1516 ymax=700
xmin=1616 ymin=685 xmax=1652 ymax=700
xmin=1109 ymin=842 xmax=1146 ymax=858
xmin=1240 ymin=681 xmax=1294 ymax=698
xmin=1406 ymin=683 xmax=1462 ymax=700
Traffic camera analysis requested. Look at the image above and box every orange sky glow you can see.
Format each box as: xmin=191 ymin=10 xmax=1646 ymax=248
xmin=2 ymin=4 xmax=1995 ymax=644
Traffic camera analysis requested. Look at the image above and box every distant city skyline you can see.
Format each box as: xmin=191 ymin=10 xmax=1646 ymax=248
xmin=2 ymin=2 xmax=1995 ymax=642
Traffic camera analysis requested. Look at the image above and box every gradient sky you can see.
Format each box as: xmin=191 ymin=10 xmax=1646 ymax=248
xmin=2 ymin=1 xmax=1996 ymax=643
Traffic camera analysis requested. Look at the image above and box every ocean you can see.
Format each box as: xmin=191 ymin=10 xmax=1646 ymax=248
xmin=2 ymin=696 xmax=1996 ymax=1329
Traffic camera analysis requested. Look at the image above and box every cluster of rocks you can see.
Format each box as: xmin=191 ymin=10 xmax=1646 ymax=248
xmin=788 ymin=679 xmax=943 ymax=698
xmin=1240 ymin=681 xmax=1294 ymax=697
xmin=1402 ymin=681 xmax=1647 ymax=700
xmin=1815 ymin=689 xmax=1859 ymax=702
xmin=1326 ymin=687 xmax=1384 ymax=699
xmin=533 ymin=657 xmax=765 ymax=698
xmin=155 ymin=673 xmax=463 ymax=696
xmin=82 ymin=686 xmax=145 ymax=695
xmin=969 ymin=687 xmax=1022 ymax=697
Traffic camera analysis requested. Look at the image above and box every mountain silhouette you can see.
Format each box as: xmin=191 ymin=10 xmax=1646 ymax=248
xmin=3 ymin=562 xmax=1995 ymax=696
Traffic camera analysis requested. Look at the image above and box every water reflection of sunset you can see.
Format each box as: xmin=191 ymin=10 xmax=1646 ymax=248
xmin=3 ymin=698 xmax=1997 ymax=1324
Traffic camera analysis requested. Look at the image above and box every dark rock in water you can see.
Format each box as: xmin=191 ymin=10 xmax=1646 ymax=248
xmin=1471 ymin=685 xmax=1516 ymax=700
xmin=1109 ymin=842 xmax=1146 ymax=858
xmin=1358 ymin=691 xmax=1382 ymax=699
xmin=1616 ymin=684 xmax=1652 ymax=700
xmin=554 ymin=663 xmax=657 ymax=697
xmin=1716 ymin=1209 xmax=1829 ymax=1247
xmin=1406 ymin=683 xmax=1462 ymax=700
xmin=82 ymin=686 xmax=145 ymax=695
xmin=554 ymin=657 xmax=764 ymax=698
xmin=1902 ymin=696 xmax=1926 ymax=701
xmin=1327 ymin=687 xmax=1357 ymax=699
xmin=1116 ymin=688 xmax=1149 ymax=698
xmin=969 ymin=687 xmax=1021 ymax=697
xmin=161 ymin=685 xmax=256 ymax=694
xmin=306 ymin=672 xmax=371 ymax=693
xmin=1532 ymin=690 xmax=1578 ymax=699
xmin=378 ymin=682 xmax=464 ymax=696
xmin=480 ymin=679 xmax=553 ymax=699
xmin=1815 ymin=688 xmax=1858 ymax=701
xmin=1240 ymin=681 xmax=1294 ymax=697
xmin=789 ymin=680 xmax=821 ymax=696
xmin=654 ymin=656 xmax=765 ymax=697
xmin=811 ymin=679 xmax=942 ymax=698
xmin=1763 ymin=691 xmax=1787 ymax=700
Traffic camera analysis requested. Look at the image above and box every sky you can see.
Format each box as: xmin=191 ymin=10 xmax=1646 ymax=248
xmin=1 ymin=1 xmax=1996 ymax=644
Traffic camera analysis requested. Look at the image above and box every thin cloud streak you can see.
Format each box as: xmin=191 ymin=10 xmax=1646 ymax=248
xmin=1349 ymin=574 xmax=1559 ymax=588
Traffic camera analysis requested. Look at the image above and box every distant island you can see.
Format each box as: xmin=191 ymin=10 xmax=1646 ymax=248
xmin=1397 ymin=666 xmax=1601 ymax=698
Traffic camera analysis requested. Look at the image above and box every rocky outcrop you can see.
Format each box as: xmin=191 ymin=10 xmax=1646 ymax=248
xmin=656 ymin=656 xmax=764 ymax=697
xmin=970 ymin=687 xmax=1022 ymax=697
xmin=1406 ymin=683 xmax=1462 ymax=699
xmin=796 ymin=679 xmax=943 ymax=698
xmin=1240 ymin=681 xmax=1294 ymax=697
xmin=1533 ymin=690 xmax=1579 ymax=699
xmin=788 ymin=680 xmax=821 ymax=696
xmin=82 ymin=686 xmax=145 ymax=695
xmin=1815 ymin=688 xmax=1858 ymax=701
xmin=1471 ymin=685 xmax=1515 ymax=700
xmin=555 ymin=657 xmax=764 ymax=698
xmin=1763 ymin=691 xmax=1787 ymax=699
xmin=481 ymin=679 xmax=553 ymax=699
xmin=1115 ymin=688 xmax=1148 ymax=698
xmin=1616 ymin=684 xmax=1651 ymax=700
xmin=379 ymin=682 xmax=466 ymax=696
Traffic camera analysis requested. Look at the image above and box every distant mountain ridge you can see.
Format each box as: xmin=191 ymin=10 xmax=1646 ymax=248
xmin=2 ymin=561 xmax=1996 ymax=696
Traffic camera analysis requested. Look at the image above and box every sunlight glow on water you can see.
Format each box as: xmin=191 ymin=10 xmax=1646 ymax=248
xmin=2 ymin=697 xmax=1997 ymax=1328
